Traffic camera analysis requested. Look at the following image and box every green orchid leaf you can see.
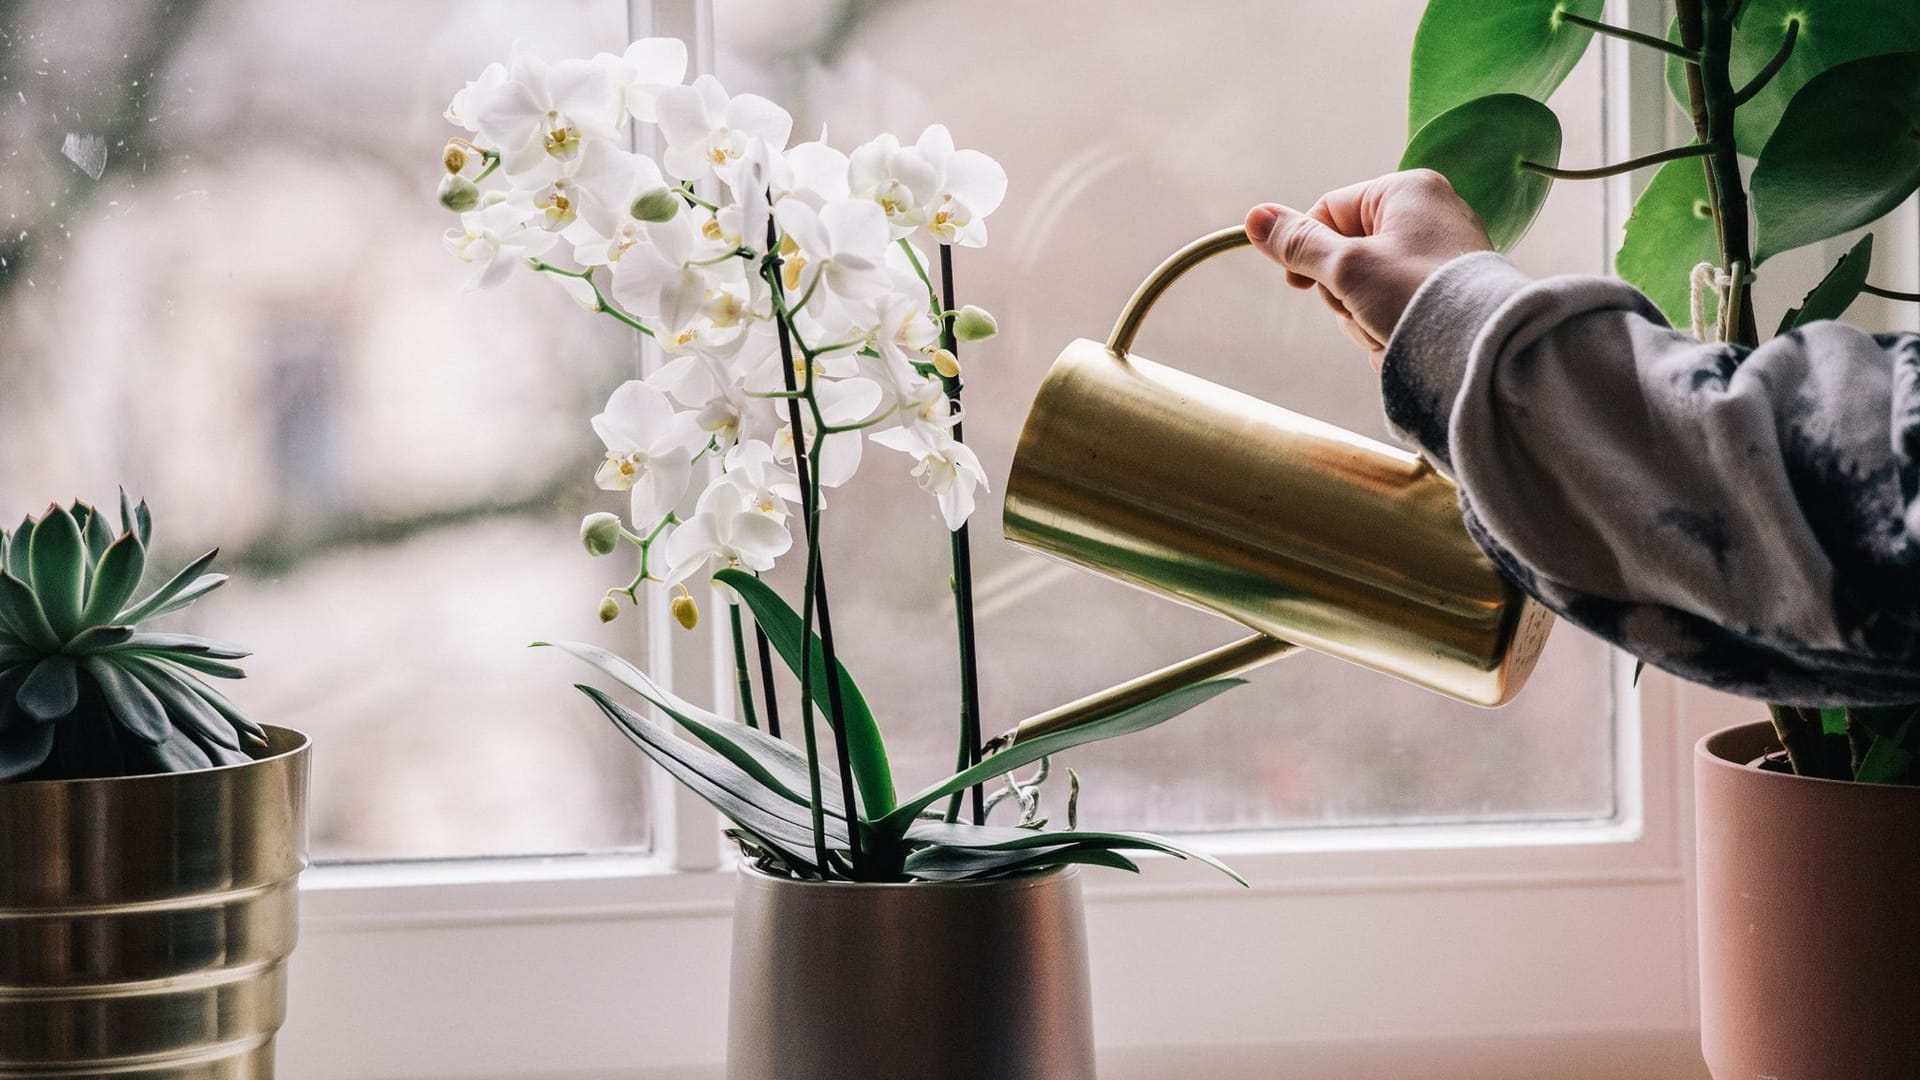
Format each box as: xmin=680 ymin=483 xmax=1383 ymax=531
xmin=904 ymin=841 xmax=1101 ymax=880
xmin=0 ymin=572 xmax=62 ymax=652
xmin=80 ymin=531 xmax=146 ymax=628
xmin=0 ymin=720 xmax=56 ymax=781
xmin=880 ymin=678 xmax=1243 ymax=836
xmin=1777 ymin=234 xmax=1873 ymax=334
xmin=16 ymin=655 xmax=80 ymax=722
xmin=1615 ymin=158 xmax=1720 ymax=329
xmin=905 ymin=821 xmax=1246 ymax=885
xmin=116 ymin=549 xmax=220 ymax=624
xmin=539 ymin=639 xmax=845 ymax=817
xmin=1819 ymin=705 xmax=1851 ymax=737
xmin=1752 ymin=52 xmax=1920 ymax=263
xmin=579 ymin=685 xmax=846 ymax=857
xmin=83 ymin=656 xmax=172 ymax=745
xmin=715 ymin=568 xmax=896 ymax=818
xmin=1854 ymin=718 xmax=1915 ymax=785
xmin=1407 ymin=0 xmax=1603 ymax=137
xmin=28 ymin=506 xmax=86 ymax=640
xmin=1400 ymin=94 xmax=1562 ymax=252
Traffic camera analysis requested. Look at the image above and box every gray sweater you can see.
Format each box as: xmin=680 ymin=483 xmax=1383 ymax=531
xmin=1381 ymin=253 xmax=1920 ymax=705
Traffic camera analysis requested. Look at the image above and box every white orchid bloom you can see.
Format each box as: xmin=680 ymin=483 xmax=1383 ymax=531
xmin=722 ymin=440 xmax=802 ymax=522
xmin=775 ymin=139 xmax=852 ymax=209
xmin=849 ymin=133 xmax=940 ymax=238
xmin=609 ymin=211 xmax=712 ymax=337
xmin=445 ymin=62 xmax=507 ymax=132
xmin=592 ymin=380 xmax=710 ymax=529
xmin=663 ymin=479 xmax=794 ymax=585
xmin=854 ymin=291 xmax=945 ymax=413
xmin=913 ymin=124 xmax=1007 ymax=248
xmin=657 ymin=75 xmax=793 ymax=185
xmin=607 ymin=37 xmax=687 ymax=124
xmin=772 ymin=198 xmax=890 ymax=316
xmin=563 ymin=140 xmax=674 ymax=240
xmin=472 ymin=49 xmax=622 ymax=181
xmin=772 ymin=376 xmax=883 ymax=488
xmin=872 ymin=425 xmax=989 ymax=530
xmin=442 ymin=201 xmax=557 ymax=290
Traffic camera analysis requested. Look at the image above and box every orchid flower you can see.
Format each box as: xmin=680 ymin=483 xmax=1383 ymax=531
xmin=472 ymin=50 xmax=622 ymax=181
xmin=657 ymin=75 xmax=793 ymax=185
xmin=771 ymin=198 xmax=890 ymax=316
xmin=592 ymin=380 xmax=710 ymax=529
xmin=872 ymin=425 xmax=989 ymax=530
xmin=663 ymin=479 xmax=794 ymax=586
xmin=849 ymin=133 xmax=940 ymax=237
xmin=913 ymin=124 xmax=1007 ymax=248
xmin=442 ymin=200 xmax=557 ymax=290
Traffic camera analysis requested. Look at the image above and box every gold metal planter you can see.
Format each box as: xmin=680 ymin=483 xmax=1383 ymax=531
xmin=0 ymin=726 xmax=311 ymax=1078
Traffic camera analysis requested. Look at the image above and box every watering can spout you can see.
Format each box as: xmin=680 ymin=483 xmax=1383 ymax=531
xmin=997 ymin=227 xmax=1553 ymax=746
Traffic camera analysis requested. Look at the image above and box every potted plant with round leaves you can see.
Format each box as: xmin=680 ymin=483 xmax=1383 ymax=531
xmin=0 ymin=494 xmax=310 ymax=1076
xmin=1397 ymin=2 xmax=1919 ymax=1075
xmin=436 ymin=38 xmax=1249 ymax=1080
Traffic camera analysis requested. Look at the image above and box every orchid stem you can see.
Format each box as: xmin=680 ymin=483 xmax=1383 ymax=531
xmin=933 ymin=241 xmax=986 ymax=828
xmin=729 ymin=602 xmax=759 ymax=729
xmin=754 ymin=619 xmax=782 ymax=739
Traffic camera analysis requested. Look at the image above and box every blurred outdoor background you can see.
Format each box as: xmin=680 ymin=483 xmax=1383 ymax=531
xmin=0 ymin=0 xmax=1617 ymax=861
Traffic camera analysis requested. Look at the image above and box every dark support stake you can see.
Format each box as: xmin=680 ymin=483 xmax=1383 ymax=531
xmin=755 ymin=622 xmax=782 ymax=739
xmin=934 ymin=242 xmax=987 ymax=827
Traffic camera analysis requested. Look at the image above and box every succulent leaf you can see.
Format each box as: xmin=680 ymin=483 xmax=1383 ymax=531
xmin=80 ymin=504 xmax=116 ymax=567
xmin=81 ymin=532 xmax=147 ymax=627
xmin=117 ymin=550 xmax=221 ymax=624
xmin=5 ymin=516 xmax=34 ymax=587
xmin=82 ymin=656 xmax=172 ymax=744
xmin=0 ymin=572 xmax=62 ymax=652
xmin=65 ymin=625 xmax=136 ymax=653
xmin=16 ymin=655 xmax=80 ymax=721
xmin=28 ymin=506 xmax=87 ymax=640
xmin=102 ymin=632 xmax=249 ymax=660
xmin=120 ymin=657 xmax=247 ymax=758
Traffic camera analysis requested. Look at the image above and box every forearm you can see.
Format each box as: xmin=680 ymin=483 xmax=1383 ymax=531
xmin=1382 ymin=254 xmax=1920 ymax=704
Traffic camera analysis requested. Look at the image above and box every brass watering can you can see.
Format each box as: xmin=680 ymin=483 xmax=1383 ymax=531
xmin=998 ymin=226 xmax=1555 ymax=745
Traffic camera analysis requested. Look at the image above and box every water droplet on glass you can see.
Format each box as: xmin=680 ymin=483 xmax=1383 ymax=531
xmin=60 ymin=132 xmax=107 ymax=180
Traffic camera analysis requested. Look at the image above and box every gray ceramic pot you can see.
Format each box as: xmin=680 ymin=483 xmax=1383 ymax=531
xmin=727 ymin=863 xmax=1096 ymax=1080
xmin=1696 ymin=720 xmax=1920 ymax=1080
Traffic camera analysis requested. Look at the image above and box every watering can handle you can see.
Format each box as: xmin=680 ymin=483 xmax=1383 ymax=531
xmin=997 ymin=226 xmax=1293 ymax=750
xmin=1107 ymin=226 xmax=1253 ymax=356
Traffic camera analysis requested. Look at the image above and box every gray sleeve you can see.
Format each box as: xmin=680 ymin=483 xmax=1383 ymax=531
xmin=1379 ymin=252 xmax=1920 ymax=705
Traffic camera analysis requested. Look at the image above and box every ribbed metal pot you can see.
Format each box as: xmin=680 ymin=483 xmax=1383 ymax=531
xmin=727 ymin=864 xmax=1096 ymax=1080
xmin=0 ymin=726 xmax=310 ymax=1078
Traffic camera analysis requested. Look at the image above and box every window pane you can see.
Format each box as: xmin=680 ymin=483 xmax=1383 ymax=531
xmin=717 ymin=0 xmax=1617 ymax=832
xmin=0 ymin=0 xmax=654 ymax=860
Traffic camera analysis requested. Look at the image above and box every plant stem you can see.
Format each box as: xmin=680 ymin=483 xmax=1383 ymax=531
xmin=1520 ymin=141 xmax=1716 ymax=180
xmin=768 ymin=218 xmax=864 ymax=876
xmin=1864 ymin=283 xmax=1920 ymax=302
xmin=1560 ymin=10 xmax=1699 ymax=61
xmin=934 ymin=241 xmax=987 ymax=827
xmin=755 ymin=622 xmax=782 ymax=738
xmin=729 ymin=602 xmax=759 ymax=729
xmin=1732 ymin=18 xmax=1798 ymax=107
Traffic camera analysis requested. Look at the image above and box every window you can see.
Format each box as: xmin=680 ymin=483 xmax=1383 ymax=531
xmin=1 ymin=2 xmax=1747 ymax=1077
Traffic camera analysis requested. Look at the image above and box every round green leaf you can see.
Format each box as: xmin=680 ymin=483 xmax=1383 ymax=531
xmin=1400 ymin=94 xmax=1562 ymax=253
xmin=1408 ymin=0 xmax=1603 ymax=138
xmin=1615 ymin=158 xmax=1720 ymax=329
xmin=1719 ymin=1 xmax=1920 ymax=155
xmin=1751 ymin=52 xmax=1920 ymax=263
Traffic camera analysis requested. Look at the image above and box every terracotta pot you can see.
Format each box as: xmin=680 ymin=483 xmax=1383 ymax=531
xmin=726 ymin=863 xmax=1096 ymax=1080
xmin=1696 ymin=720 xmax=1920 ymax=1080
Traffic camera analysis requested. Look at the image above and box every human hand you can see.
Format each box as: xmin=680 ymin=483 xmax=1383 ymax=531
xmin=1245 ymin=169 xmax=1492 ymax=370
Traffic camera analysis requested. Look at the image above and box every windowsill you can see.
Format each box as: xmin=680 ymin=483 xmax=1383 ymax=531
xmin=421 ymin=1030 xmax=1710 ymax=1080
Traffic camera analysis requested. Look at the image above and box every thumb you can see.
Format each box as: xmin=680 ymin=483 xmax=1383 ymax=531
xmin=1246 ymin=203 xmax=1348 ymax=289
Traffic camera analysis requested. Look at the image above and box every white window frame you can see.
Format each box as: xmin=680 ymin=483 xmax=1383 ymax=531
xmin=277 ymin=2 xmax=1908 ymax=1075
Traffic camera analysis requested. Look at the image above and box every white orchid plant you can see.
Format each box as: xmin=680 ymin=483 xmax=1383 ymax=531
xmin=436 ymin=39 xmax=1244 ymax=883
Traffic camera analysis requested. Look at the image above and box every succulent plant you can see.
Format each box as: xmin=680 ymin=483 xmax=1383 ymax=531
xmin=0 ymin=494 xmax=264 ymax=782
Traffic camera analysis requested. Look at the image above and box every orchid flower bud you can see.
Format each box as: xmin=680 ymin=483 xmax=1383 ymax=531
xmin=931 ymin=347 xmax=961 ymax=379
xmin=630 ymin=188 xmax=681 ymax=223
xmin=580 ymin=512 xmax=623 ymax=557
xmin=443 ymin=144 xmax=470 ymax=174
xmin=670 ymin=587 xmax=699 ymax=631
xmin=438 ymin=174 xmax=480 ymax=213
xmin=598 ymin=595 xmax=622 ymax=624
xmin=952 ymin=304 xmax=997 ymax=342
